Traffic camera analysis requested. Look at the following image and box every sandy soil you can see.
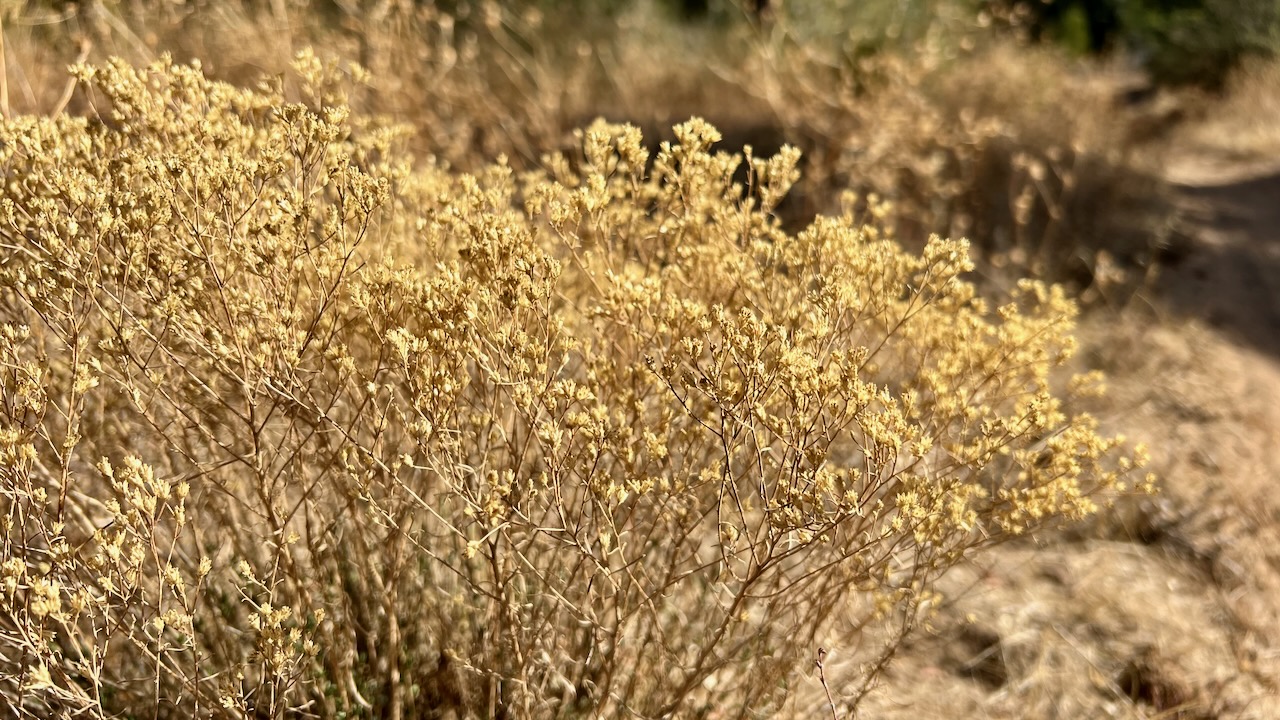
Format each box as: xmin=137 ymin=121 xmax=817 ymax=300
xmin=813 ymin=133 xmax=1280 ymax=719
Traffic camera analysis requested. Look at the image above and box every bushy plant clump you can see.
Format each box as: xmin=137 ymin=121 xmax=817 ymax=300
xmin=0 ymin=55 xmax=1151 ymax=718
xmin=747 ymin=40 xmax=1168 ymax=290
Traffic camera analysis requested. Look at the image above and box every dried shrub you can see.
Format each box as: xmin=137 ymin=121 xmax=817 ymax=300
xmin=1179 ymin=55 xmax=1280 ymax=159
xmin=747 ymin=34 xmax=1171 ymax=294
xmin=1 ymin=0 xmax=595 ymax=169
xmin=0 ymin=56 xmax=1151 ymax=718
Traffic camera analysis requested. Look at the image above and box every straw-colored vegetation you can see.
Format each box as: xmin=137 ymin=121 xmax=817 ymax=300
xmin=5 ymin=0 xmax=1250 ymax=717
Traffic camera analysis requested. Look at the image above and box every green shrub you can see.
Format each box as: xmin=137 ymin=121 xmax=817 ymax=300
xmin=996 ymin=0 xmax=1280 ymax=87
xmin=0 ymin=55 xmax=1150 ymax=718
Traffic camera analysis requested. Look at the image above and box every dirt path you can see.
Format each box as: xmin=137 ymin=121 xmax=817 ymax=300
xmin=1160 ymin=152 xmax=1280 ymax=357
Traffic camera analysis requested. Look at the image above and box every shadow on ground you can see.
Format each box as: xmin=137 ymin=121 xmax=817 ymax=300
xmin=1157 ymin=161 xmax=1280 ymax=357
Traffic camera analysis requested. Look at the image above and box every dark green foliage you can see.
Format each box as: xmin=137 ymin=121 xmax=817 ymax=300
xmin=999 ymin=0 xmax=1280 ymax=87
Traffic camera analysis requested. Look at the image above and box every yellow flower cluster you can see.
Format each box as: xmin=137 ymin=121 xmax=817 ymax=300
xmin=0 ymin=55 xmax=1150 ymax=718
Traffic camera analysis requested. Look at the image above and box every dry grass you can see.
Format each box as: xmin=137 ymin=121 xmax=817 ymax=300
xmin=1 ymin=1 xmax=1176 ymax=290
xmin=820 ymin=316 xmax=1280 ymax=720
xmin=738 ymin=37 xmax=1173 ymax=295
xmin=0 ymin=2 xmax=1222 ymax=718
xmin=1176 ymin=56 xmax=1280 ymax=162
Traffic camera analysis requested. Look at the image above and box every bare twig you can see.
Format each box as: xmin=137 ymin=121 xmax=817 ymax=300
xmin=817 ymin=646 xmax=838 ymax=720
